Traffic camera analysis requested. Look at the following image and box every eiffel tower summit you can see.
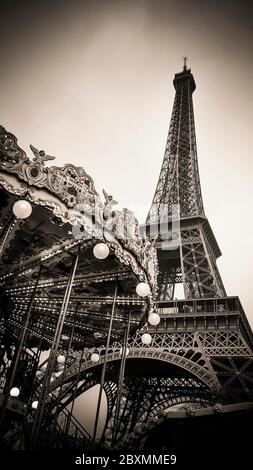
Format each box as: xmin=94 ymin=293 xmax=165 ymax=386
xmin=0 ymin=59 xmax=252 ymax=456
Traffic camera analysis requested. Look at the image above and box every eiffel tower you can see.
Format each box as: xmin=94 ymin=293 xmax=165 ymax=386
xmin=42 ymin=61 xmax=253 ymax=450
xmin=0 ymin=61 xmax=253 ymax=453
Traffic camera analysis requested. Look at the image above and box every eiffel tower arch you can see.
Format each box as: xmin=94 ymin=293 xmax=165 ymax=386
xmin=0 ymin=63 xmax=253 ymax=452
xmin=38 ymin=294 xmax=253 ymax=449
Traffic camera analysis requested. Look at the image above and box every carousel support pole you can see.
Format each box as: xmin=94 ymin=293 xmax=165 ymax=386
xmin=50 ymin=301 xmax=80 ymax=440
xmin=93 ymin=281 xmax=118 ymax=442
xmin=31 ymin=249 xmax=80 ymax=449
xmin=29 ymin=305 xmax=51 ymax=407
xmin=0 ymin=264 xmax=42 ymax=430
xmin=112 ymin=310 xmax=131 ymax=446
xmin=0 ymin=217 xmax=16 ymax=257
xmin=64 ymin=342 xmax=87 ymax=436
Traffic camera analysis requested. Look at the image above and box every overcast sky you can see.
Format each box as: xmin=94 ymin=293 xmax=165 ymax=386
xmin=1 ymin=0 xmax=252 ymax=332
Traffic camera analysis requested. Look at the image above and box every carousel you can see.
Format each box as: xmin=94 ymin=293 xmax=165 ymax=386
xmin=0 ymin=125 xmax=158 ymax=449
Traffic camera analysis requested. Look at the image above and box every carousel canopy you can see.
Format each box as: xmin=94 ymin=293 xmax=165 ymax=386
xmin=0 ymin=126 xmax=158 ymax=349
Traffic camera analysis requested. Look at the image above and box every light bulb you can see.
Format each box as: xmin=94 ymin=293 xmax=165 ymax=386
xmin=93 ymin=243 xmax=109 ymax=260
xmin=148 ymin=312 xmax=160 ymax=326
xmin=91 ymin=353 xmax=100 ymax=363
xmin=32 ymin=400 xmax=38 ymax=409
xmin=141 ymin=333 xmax=152 ymax=345
xmin=136 ymin=282 xmax=150 ymax=297
xmin=10 ymin=387 xmax=20 ymax=397
xmin=57 ymin=355 xmax=65 ymax=364
xmin=13 ymin=200 xmax=32 ymax=219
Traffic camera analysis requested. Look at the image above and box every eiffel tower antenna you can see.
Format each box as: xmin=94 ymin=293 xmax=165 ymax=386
xmin=183 ymin=56 xmax=188 ymax=70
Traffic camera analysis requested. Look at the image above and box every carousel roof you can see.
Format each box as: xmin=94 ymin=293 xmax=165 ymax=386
xmin=0 ymin=126 xmax=158 ymax=348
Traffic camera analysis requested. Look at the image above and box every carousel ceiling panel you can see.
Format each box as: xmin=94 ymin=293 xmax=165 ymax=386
xmin=5 ymin=257 xmax=147 ymax=347
xmin=1 ymin=202 xmax=71 ymax=268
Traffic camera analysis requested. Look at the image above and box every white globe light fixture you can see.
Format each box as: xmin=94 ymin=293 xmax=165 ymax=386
xmin=10 ymin=387 xmax=20 ymax=397
xmin=141 ymin=333 xmax=152 ymax=345
xmin=148 ymin=312 xmax=161 ymax=326
xmin=13 ymin=200 xmax=32 ymax=219
xmin=93 ymin=243 xmax=109 ymax=260
xmin=57 ymin=355 xmax=65 ymax=364
xmin=32 ymin=400 xmax=38 ymax=410
xmin=91 ymin=352 xmax=100 ymax=363
xmin=136 ymin=282 xmax=150 ymax=297
xmin=119 ymin=347 xmax=129 ymax=357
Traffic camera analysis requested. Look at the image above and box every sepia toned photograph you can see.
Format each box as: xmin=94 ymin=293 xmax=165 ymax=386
xmin=0 ymin=0 xmax=252 ymax=466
